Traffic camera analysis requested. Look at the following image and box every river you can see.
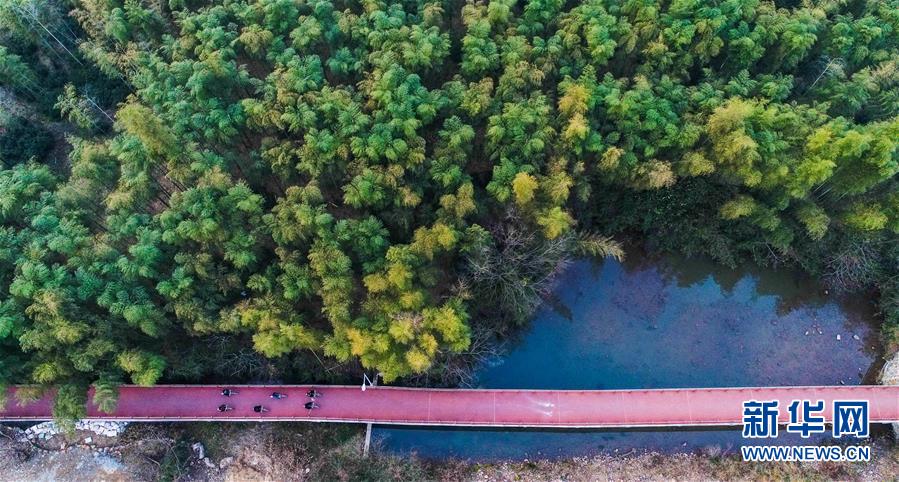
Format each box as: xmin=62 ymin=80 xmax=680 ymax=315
xmin=374 ymin=252 xmax=882 ymax=460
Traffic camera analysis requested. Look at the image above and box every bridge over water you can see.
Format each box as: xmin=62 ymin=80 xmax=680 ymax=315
xmin=2 ymin=385 xmax=898 ymax=427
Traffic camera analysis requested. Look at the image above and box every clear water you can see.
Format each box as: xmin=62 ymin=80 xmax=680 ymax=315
xmin=374 ymin=254 xmax=881 ymax=460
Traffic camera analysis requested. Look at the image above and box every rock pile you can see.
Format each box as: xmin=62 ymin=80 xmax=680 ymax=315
xmin=24 ymin=420 xmax=128 ymax=443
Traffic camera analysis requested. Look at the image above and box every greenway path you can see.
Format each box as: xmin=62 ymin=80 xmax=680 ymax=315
xmin=2 ymin=385 xmax=899 ymax=427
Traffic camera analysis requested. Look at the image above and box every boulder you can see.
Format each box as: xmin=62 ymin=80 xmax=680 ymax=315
xmin=192 ymin=442 xmax=206 ymax=460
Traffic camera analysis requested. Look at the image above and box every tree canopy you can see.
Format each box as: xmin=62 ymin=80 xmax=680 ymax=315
xmin=1 ymin=0 xmax=898 ymax=418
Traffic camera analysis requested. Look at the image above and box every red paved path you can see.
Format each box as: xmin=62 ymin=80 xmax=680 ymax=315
xmin=2 ymin=385 xmax=898 ymax=427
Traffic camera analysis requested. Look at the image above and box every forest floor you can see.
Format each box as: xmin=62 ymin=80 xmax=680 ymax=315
xmin=2 ymin=422 xmax=899 ymax=481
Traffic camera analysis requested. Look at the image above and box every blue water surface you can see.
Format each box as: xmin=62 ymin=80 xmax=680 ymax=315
xmin=374 ymin=255 xmax=880 ymax=460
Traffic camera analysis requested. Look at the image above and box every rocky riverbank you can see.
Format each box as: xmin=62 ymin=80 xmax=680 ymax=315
xmin=2 ymin=422 xmax=898 ymax=481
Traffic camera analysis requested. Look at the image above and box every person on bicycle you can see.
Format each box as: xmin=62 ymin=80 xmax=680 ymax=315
xmin=304 ymin=401 xmax=318 ymax=410
xmin=218 ymin=404 xmax=231 ymax=412
xmin=306 ymin=389 xmax=321 ymax=398
xmin=270 ymin=392 xmax=287 ymax=399
xmin=253 ymin=405 xmax=267 ymax=413
xmin=221 ymin=389 xmax=236 ymax=397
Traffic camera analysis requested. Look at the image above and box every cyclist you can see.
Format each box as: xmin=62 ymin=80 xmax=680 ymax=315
xmin=270 ymin=392 xmax=287 ymax=399
xmin=304 ymin=401 xmax=319 ymax=410
xmin=253 ymin=405 xmax=268 ymax=413
xmin=218 ymin=404 xmax=232 ymax=412
xmin=221 ymin=389 xmax=237 ymax=397
xmin=306 ymin=389 xmax=321 ymax=398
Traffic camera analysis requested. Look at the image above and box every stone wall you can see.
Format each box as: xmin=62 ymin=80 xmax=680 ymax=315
xmin=22 ymin=421 xmax=129 ymax=449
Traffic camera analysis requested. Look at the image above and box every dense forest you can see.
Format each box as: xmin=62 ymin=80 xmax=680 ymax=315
xmin=0 ymin=0 xmax=897 ymax=419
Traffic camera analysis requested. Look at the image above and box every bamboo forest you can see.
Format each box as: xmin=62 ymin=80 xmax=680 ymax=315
xmin=0 ymin=0 xmax=897 ymax=422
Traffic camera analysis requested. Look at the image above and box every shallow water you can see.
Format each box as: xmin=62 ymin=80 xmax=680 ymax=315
xmin=374 ymin=254 xmax=881 ymax=460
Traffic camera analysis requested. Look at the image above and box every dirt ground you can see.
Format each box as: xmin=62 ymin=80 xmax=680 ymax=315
xmin=440 ymin=444 xmax=899 ymax=481
xmin=2 ymin=423 xmax=899 ymax=481
xmin=0 ymin=447 xmax=133 ymax=482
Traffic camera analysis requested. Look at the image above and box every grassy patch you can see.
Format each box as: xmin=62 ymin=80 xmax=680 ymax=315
xmin=176 ymin=422 xmax=246 ymax=460
xmin=313 ymin=435 xmax=431 ymax=482
xmin=156 ymin=439 xmax=192 ymax=482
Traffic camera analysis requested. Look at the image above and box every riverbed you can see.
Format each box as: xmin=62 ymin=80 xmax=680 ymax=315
xmin=374 ymin=253 xmax=881 ymax=460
